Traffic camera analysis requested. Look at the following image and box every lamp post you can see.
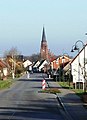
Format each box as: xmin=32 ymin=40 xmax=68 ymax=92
xmin=71 ymin=44 xmax=78 ymax=89
xmin=59 ymin=57 xmax=61 ymax=82
xmin=85 ymin=33 xmax=87 ymax=92
xmin=74 ymin=45 xmax=80 ymax=89
xmin=71 ymin=45 xmax=76 ymax=52
xmin=71 ymin=40 xmax=85 ymax=91
xmin=12 ymin=54 xmax=15 ymax=79
xmin=62 ymin=55 xmax=65 ymax=82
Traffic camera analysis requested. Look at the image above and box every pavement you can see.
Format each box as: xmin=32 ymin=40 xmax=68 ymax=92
xmin=47 ymin=79 xmax=87 ymax=120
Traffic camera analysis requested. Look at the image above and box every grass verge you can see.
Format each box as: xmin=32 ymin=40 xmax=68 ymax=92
xmin=59 ymin=82 xmax=84 ymax=97
xmin=0 ymin=79 xmax=13 ymax=89
xmin=40 ymin=88 xmax=61 ymax=94
xmin=73 ymin=89 xmax=84 ymax=97
xmin=58 ymin=82 xmax=73 ymax=89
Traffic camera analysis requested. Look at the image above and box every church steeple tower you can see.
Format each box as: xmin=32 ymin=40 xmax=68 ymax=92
xmin=40 ymin=26 xmax=48 ymax=60
xmin=42 ymin=26 xmax=46 ymax=42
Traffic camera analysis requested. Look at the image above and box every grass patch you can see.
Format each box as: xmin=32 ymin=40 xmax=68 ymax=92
xmin=40 ymin=88 xmax=61 ymax=94
xmin=73 ymin=89 xmax=84 ymax=97
xmin=0 ymin=79 xmax=13 ymax=89
xmin=59 ymin=82 xmax=84 ymax=97
xmin=58 ymin=82 xmax=73 ymax=89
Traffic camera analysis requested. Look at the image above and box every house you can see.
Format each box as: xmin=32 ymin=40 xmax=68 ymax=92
xmin=32 ymin=60 xmax=40 ymax=68
xmin=0 ymin=59 xmax=8 ymax=80
xmin=71 ymin=44 xmax=87 ymax=89
xmin=23 ymin=60 xmax=32 ymax=68
xmin=51 ymin=55 xmax=71 ymax=70
xmin=23 ymin=60 xmax=32 ymax=72
xmin=63 ymin=62 xmax=71 ymax=75
xmin=63 ymin=61 xmax=73 ymax=82
xmin=32 ymin=60 xmax=40 ymax=73
xmin=37 ymin=60 xmax=49 ymax=72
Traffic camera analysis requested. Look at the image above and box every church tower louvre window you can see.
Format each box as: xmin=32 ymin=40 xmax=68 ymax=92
xmin=40 ymin=26 xmax=49 ymax=60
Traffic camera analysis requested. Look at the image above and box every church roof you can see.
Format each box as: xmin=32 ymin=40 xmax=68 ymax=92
xmin=42 ymin=26 xmax=46 ymax=42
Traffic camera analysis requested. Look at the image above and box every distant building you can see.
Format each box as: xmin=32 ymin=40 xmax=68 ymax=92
xmin=40 ymin=26 xmax=49 ymax=60
xmin=40 ymin=26 xmax=56 ymax=62
xmin=23 ymin=60 xmax=32 ymax=68
xmin=37 ymin=59 xmax=48 ymax=72
xmin=32 ymin=60 xmax=40 ymax=68
xmin=51 ymin=55 xmax=72 ymax=70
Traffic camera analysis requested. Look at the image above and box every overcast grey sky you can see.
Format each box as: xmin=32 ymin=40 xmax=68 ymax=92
xmin=0 ymin=0 xmax=87 ymax=56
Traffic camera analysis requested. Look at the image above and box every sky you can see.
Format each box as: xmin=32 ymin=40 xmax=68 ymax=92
xmin=0 ymin=0 xmax=87 ymax=57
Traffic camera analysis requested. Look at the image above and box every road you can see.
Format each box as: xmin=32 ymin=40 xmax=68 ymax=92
xmin=0 ymin=73 xmax=66 ymax=120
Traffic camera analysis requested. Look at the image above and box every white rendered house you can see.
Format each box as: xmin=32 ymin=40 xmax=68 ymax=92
xmin=71 ymin=44 xmax=87 ymax=89
xmin=23 ymin=60 xmax=32 ymax=68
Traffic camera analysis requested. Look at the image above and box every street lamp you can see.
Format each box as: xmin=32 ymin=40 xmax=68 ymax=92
xmin=62 ymin=55 xmax=65 ymax=82
xmin=74 ymin=40 xmax=84 ymax=50
xmin=75 ymin=40 xmax=85 ymax=91
xmin=59 ymin=57 xmax=61 ymax=82
xmin=85 ymin=33 xmax=87 ymax=92
xmin=71 ymin=45 xmax=76 ymax=52
xmin=12 ymin=54 xmax=15 ymax=79
xmin=71 ymin=40 xmax=85 ymax=91
xmin=71 ymin=44 xmax=79 ymax=89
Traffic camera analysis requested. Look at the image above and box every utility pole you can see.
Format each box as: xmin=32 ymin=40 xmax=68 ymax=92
xmin=12 ymin=54 xmax=15 ymax=79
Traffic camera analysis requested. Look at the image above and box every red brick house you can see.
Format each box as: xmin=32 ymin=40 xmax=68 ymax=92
xmin=51 ymin=55 xmax=72 ymax=70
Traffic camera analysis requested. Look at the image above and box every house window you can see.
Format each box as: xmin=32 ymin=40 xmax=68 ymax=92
xmin=56 ymin=60 xmax=58 ymax=64
xmin=62 ymin=58 xmax=65 ymax=63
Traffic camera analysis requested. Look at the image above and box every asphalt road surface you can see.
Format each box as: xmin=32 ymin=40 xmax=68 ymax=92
xmin=0 ymin=73 xmax=66 ymax=120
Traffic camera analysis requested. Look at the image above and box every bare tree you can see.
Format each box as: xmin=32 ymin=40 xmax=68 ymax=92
xmin=4 ymin=47 xmax=20 ymax=58
xmin=4 ymin=47 xmax=22 ymax=79
xmin=25 ymin=53 xmax=40 ymax=62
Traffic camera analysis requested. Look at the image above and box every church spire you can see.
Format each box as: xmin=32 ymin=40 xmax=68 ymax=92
xmin=42 ymin=26 xmax=46 ymax=42
xmin=40 ymin=26 xmax=48 ymax=60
